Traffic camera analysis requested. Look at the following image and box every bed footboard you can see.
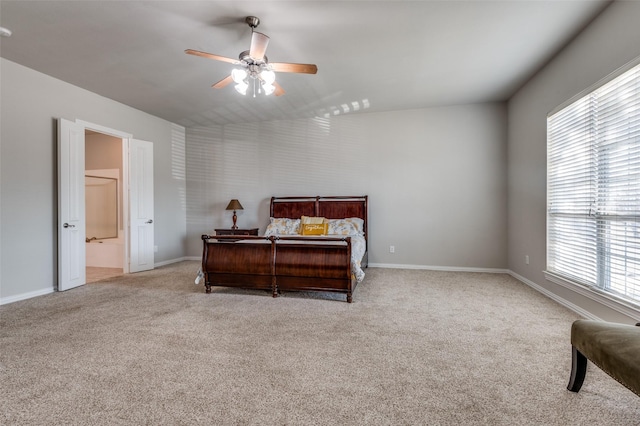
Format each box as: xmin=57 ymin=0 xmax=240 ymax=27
xmin=201 ymin=235 xmax=276 ymax=297
xmin=275 ymin=236 xmax=355 ymax=302
xmin=201 ymin=235 xmax=357 ymax=302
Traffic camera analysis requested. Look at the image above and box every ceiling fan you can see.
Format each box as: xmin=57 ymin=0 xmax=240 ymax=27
xmin=185 ymin=16 xmax=318 ymax=97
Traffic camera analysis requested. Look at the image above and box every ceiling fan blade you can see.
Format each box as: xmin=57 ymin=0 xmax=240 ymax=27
xmin=273 ymin=81 xmax=285 ymax=97
xmin=249 ymin=31 xmax=269 ymax=61
xmin=185 ymin=49 xmax=238 ymax=64
xmin=270 ymin=62 xmax=318 ymax=74
xmin=212 ymin=75 xmax=233 ymax=89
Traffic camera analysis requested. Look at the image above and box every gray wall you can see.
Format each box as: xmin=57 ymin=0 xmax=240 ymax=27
xmin=186 ymin=103 xmax=508 ymax=270
xmin=0 ymin=58 xmax=187 ymax=302
xmin=507 ymin=0 xmax=640 ymax=323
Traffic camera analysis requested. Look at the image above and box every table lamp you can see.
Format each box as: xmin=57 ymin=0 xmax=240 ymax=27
xmin=225 ymin=199 xmax=243 ymax=229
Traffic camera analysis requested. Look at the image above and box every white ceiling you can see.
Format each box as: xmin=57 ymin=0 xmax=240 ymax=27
xmin=0 ymin=1 xmax=610 ymax=127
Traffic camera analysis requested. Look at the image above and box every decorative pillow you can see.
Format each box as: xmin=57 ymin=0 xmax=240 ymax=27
xmin=300 ymin=223 xmax=328 ymax=235
xmin=328 ymin=218 xmax=365 ymax=236
xmin=301 ymin=216 xmax=326 ymax=224
xmin=300 ymin=216 xmax=328 ymax=235
xmin=264 ymin=218 xmax=300 ymax=236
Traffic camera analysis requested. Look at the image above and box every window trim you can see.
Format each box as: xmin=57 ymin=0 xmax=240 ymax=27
xmin=545 ymin=55 xmax=640 ymax=319
xmin=544 ymin=270 xmax=640 ymax=321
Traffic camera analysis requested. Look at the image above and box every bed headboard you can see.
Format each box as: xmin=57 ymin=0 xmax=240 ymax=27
xmin=270 ymin=195 xmax=368 ymax=240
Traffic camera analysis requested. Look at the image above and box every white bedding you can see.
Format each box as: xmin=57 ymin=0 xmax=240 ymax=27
xmin=349 ymin=234 xmax=366 ymax=282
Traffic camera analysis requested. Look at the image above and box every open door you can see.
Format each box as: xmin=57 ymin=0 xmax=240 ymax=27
xmin=129 ymin=139 xmax=154 ymax=273
xmin=58 ymin=119 xmax=86 ymax=291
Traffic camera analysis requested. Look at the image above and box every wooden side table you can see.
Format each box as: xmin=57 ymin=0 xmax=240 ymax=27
xmin=215 ymin=228 xmax=259 ymax=236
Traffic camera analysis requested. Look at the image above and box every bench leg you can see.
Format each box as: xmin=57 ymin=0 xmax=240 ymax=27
xmin=567 ymin=345 xmax=588 ymax=392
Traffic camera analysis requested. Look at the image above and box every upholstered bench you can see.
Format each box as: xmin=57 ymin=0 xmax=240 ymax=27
xmin=567 ymin=319 xmax=640 ymax=397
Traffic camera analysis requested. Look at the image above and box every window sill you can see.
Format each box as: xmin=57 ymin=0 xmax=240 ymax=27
xmin=544 ymin=271 xmax=640 ymax=321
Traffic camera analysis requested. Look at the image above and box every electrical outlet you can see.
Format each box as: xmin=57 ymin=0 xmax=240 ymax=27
xmin=389 ymin=245 xmax=395 ymax=253
xmin=154 ymin=245 xmax=158 ymax=253
xmin=525 ymin=255 xmax=529 ymax=265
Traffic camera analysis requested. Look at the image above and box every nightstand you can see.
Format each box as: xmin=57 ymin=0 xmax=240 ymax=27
xmin=215 ymin=228 xmax=259 ymax=236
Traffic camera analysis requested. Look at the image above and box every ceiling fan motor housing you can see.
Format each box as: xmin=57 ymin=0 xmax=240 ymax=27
xmin=245 ymin=16 xmax=260 ymax=29
xmin=239 ymin=50 xmax=268 ymax=66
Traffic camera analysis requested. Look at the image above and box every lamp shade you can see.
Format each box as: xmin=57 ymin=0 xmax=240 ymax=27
xmin=226 ymin=199 xmax=243 ymax=211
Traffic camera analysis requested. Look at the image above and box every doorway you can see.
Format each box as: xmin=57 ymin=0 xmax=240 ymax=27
xmin=58 ymin=118 xmax=155 ymax=291
xmin=85 ymin=130 xmax=124 ymax=283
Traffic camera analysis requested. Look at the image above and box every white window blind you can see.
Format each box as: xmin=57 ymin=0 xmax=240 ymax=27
xmin=547 ymin=62 xmax=640 ymax=306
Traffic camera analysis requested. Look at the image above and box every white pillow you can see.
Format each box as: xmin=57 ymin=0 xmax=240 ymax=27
xmin=327 ymin=218 xmax=364 ymax=236
xmin=264 ymin=218 xmax=300 ymax=236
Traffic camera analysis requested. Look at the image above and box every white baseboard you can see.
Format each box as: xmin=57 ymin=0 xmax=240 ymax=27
xmin=368 ymin=263 xmax=509 ymax=274
xmin=542 ymin=271 xmax=640 ymax=321
xmin=154 ymin=257 xmax=195 ymax=267
xmin=507 ymin=271 xmax=601 ymax=320
xmin=0 ymin=287 xmax=55 ymax=306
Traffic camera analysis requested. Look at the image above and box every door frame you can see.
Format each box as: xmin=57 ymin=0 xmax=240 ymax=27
xmin=77 ymin=120 xmax=133 ymax=273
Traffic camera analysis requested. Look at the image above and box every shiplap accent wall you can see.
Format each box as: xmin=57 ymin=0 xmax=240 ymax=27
xmin=186 ymin=103 xmax=508 ymax=269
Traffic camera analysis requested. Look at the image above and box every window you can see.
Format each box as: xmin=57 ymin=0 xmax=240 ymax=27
xmin=547 ymin=61 xmax=640 ymax=308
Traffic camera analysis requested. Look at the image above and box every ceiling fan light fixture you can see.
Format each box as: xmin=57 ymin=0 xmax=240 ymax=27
xmin=262 ymin=83 xmax=276 ymax=96
xmin=231 ymin=68 xmax=248 ymax=84
xmin=234 ymin=82 xmax=248 ymax=95
xmin=260 ymin=69 xmax=276 ymax=85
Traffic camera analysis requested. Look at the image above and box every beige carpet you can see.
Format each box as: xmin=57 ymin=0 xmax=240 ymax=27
xmin=1 ymin=261 xmax=638 ymax=425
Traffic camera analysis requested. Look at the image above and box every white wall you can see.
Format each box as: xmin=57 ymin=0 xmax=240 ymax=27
xmin=507 ymin=1 xmax=640 ymax=322
xmin=186 ymin=103 xmax=508 ymax=270
xmin=0 ymin=58 xmax=187 ymax=303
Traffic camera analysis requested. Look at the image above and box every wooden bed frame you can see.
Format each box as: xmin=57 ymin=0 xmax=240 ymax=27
xmin=200 ymin=195 xmax=368 ymax=302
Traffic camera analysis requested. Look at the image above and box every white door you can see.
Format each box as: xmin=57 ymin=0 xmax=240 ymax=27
xmin=129 ymin=139 xmax=154 ymax=273
xmin=58 ymin=119 xmax=86 ymax=291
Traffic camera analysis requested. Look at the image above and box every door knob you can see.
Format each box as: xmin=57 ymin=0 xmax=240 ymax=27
xmin=63 ymin=223 xmax=75 ymax=228
xmin=146 ymin=219 xmax=153 ymax=224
